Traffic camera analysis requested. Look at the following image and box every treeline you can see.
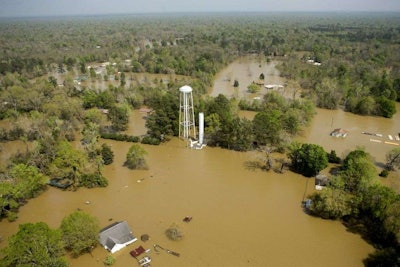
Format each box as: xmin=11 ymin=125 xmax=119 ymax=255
xmin=1 ymin=13 xmax=399 ymax=116
xmin=306 ymin=148 xmax=400 ymax=266
xmin=143 ymin=86 xmax=314 ymax=151
xmin=282 ymin=141 xmax=400 ymax=265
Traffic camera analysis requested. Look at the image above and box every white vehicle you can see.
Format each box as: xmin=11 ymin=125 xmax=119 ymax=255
xmin=138 ymin=256 xmax=151 ymax=266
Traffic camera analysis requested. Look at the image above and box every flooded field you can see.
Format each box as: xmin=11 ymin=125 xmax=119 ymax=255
xmin=211 ymin=55 xmax=285 ymax=99
xmin=297 ymin=106 xmax=400 ymax=167
xmin=2 ymin=56 xmax=400 ymax=266
xmin=0 ymin=138 xmax=374 ymax=267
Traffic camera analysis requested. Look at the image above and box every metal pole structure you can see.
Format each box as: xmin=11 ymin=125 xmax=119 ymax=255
xmin=179 ymin=85 xmax=196 ymax=140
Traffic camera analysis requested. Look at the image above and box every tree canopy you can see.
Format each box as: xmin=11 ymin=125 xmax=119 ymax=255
xmin=386 ymin=147 xmax=400 ymax=171
xmin=288 ymin=142 xmax=328 ymax=177
xmin=306 ymin=148 xmax=400 ymax=265
xmin=0 ymin=222 xmax=67 ymax=267
xmin=60 ymin=211 xmax=100 ymax=257
xmin=0 ymin=164 xmax=48 ymax=221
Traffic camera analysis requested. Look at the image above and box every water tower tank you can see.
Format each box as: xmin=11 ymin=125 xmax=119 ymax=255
xmin=179 ymin=85 xmax=193 ymax=93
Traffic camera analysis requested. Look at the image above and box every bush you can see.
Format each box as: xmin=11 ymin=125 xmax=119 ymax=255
xmin=141 ymin=136 xmax=161 ymax=145
xmin=100 ymin=132 xmax=139 ymax=142
xmin=124 ymin=144 xmax=148 ymax=170
xmin=328 ymin=150 xmax=341 ymax=164
xmin=8 ymin=126 xmax=25 ymax=140
xmin=247 ymin=83 xmax=260 ymax=93
xmin=6 ymin=211 xmax=18 ymax=222
xmin=379 ymin=169 xmax=389 ymax=177
xmin=100 ymin=143 xmax=114 ymax=165
xmin=104 ymin=255 xmax=116 ymax=266
xmin=80 ymin=173 xmax=108 ymax=188
xmin=165 ymin=224 xmax=184 ymax=241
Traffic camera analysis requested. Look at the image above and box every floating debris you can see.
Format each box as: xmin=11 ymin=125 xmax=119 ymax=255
xmin=153 ymin=244 xmax=164 ymax=253
xmin=385 ymin=141 xmax=399 ymax=146
xmin=153 ymin=244 xmax=180 ymax=257
xmin=141 ymin=234 xmax=150 ymax=242
xmin=137 ymin=176 xmax=152 ymax=183
xmin=362 ymin=132 xmax=383 ymax=137
xmin=166 ymin=249 xmax=180 ymax=257
xmin=370 ymin=139 xmax=382 ymax=143
xmin=183 ymin=216 xmax=192 ymax=223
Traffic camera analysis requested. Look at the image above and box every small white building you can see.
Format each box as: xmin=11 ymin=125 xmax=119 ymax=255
xmin=315 ymin=174 xmax=329 ymax=190
xmin=99 ymin=221 xmax=137 ymax=253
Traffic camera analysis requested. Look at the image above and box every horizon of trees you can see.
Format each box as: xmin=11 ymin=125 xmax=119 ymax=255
xmin=0 ymin=13 xmax=399 ymax=117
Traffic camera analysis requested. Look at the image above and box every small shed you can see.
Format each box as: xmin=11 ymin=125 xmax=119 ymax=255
xmin=330 ymin=128 xmax=348 ymax=138
xmin=99 ymin=221 xmax=137 ymax=253
xmin=315 ymin=174 xmax=329 ymax=190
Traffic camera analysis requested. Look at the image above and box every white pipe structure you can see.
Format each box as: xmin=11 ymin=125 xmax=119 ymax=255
xmin=199 ymin=112 xmax=204 ymax=144
xmin=179 ymin=85 xmax=196 ymax=140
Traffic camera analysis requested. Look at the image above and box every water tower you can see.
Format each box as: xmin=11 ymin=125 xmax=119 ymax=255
xmin=179 ymin=85 xmax=196 ymax=140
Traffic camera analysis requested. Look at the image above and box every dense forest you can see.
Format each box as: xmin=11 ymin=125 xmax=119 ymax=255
xmin=1 ymin=12 xmax=400 ymax=266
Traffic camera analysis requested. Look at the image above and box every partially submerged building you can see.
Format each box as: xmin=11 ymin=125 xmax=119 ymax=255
xmin=315 ymin=174 xmax=329 ymax=190
xmin=330 ymin=128 xmax=348 ymax=138
xmin=99 ymin=221 xmax=137 ymax=253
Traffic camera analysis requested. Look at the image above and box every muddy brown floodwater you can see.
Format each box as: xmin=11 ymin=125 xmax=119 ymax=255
xmin=0 ymin=137 xmax=374 ymax=267
xmin=3 ymin=56 xmax=400 ymax=266
xmin=211 ymin=55 xmax=285 ymax=99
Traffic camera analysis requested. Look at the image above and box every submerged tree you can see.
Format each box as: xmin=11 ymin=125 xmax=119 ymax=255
xmin=308 ymin=187 xmax=353 ymax=219
xmin=124 ymin=144 xmax=148 ymax=170
xmin=48 ymin=140 xmax=87 ymax=186
xmin=288 ymin=142 xmax=328 ymax=177
xmin=107 ymin=105 xmax=130 ymax=132
xmin=385 ymin=147 xmax=400 ymax=171
xmin=165 ymin=223 xmax=184 ymax=241
xmin=339 ymin=148 xmax=377 ymax=195
xmin=253 ymin=110 xmax=283 ymax=146
xmin=247 ymin=82 xmax=260 ymax=93
xmin=60 ymin=211 xmax=100 ymax=257
xmin=0 ymin=164 xmax=48 ymax=221
xmin=100 ymin=143 xmax=114 ymax=165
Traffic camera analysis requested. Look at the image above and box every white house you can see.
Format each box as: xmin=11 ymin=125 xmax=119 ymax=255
xmin=99 ymin=221 xmax=137 ymax=253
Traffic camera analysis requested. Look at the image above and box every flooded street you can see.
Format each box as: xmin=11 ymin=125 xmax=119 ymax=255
xmin=3 ymin=56 xmax=400 ymax=266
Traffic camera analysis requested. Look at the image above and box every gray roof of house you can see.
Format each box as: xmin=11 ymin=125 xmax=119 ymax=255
xmin=99 ymin=221 xmax=136 ymax=250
